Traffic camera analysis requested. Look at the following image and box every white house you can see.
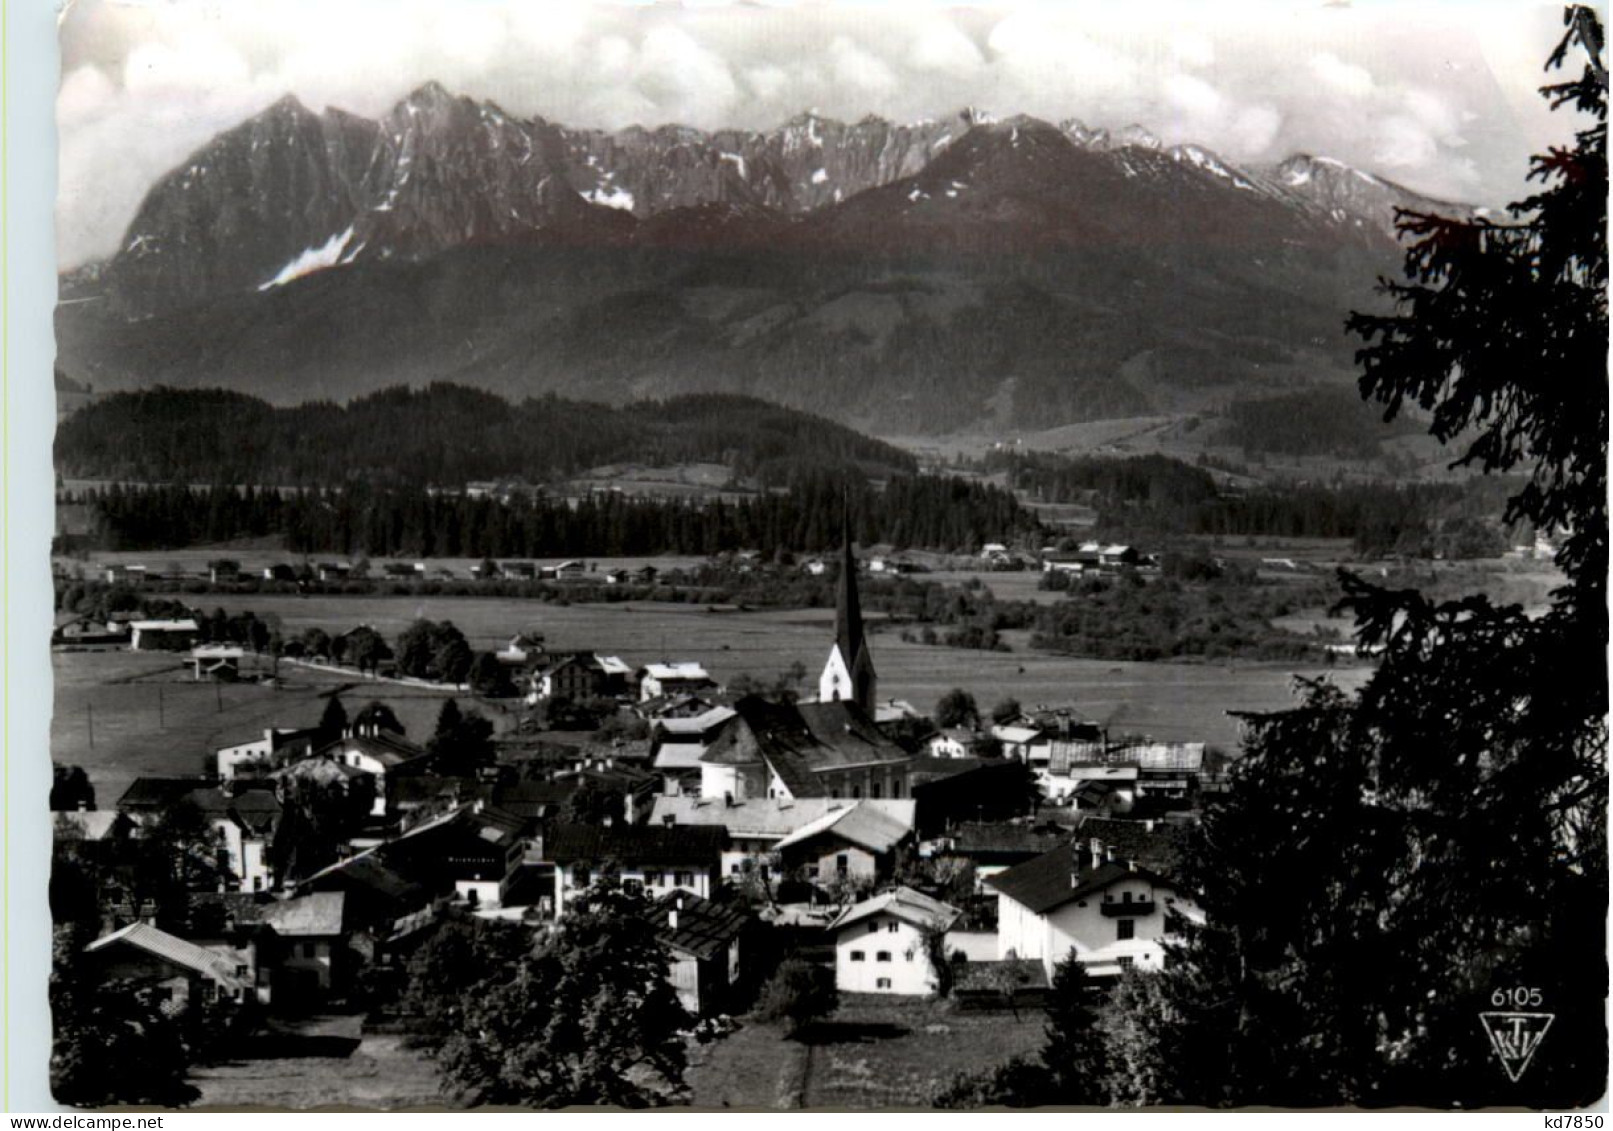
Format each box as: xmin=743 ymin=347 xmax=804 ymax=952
xmin=543 ymin=824 xmax=727 ymax=920
xmin=215 ymin=727 xmax=319 ymax=781
xmin=649 ymin=796 xmax=916 ymax=882
xmin=129 ymin=619 xmax=200 ymax=651
xmin=639 ymin=662 xmax=716 ymax=701
xmin=258 ymin=892 xmax=345 ymax=996
xmin=830 ymin=887 xmax=962 ymax=995
xmin=989 ymin=839 xmax=1202 ymax=981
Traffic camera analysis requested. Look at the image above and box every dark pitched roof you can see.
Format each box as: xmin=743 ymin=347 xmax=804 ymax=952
xmin=1071 ymin=816 xmax=1191 ymax=874
xmin=545 ymin=823 xmax=728 ymax=866
xmin=950 ymin=821 xmax=1069 ymax=857
xmin=117 ymin=777 xmax=213 ymax=811
xmin=702 ymin=697 xmax=908 ymax=797
xmin=987 ymin=843 xmax=1177 ymax=915
xmin=647 ymin=889 xmax=751 ymax=960
xmin=183 ymin=785 xmax=282 ymax=835
xmin=320 ymin=730 xmax=428 ymax=769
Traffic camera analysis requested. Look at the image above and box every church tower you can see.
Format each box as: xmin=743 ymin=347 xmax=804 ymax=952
xmin=819 ymin=502 xmax=877 ymax=714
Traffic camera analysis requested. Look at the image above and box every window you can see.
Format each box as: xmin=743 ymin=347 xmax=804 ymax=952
xmin=1117 ymin=956 xmax=1135 ymax=970
xmin=730 ymin=863 xmax=742 ymax=875
xmin=851 ymin=786 xmax=862 ymax=800
xmin=575 ymin=867 xmax=591 ymax=888
xmin=886 ymin=922 xmax=899 ymax=933
xmin=235 ymin=964 xmax=249 ymax=977
xmin=1122 ymin=890 xmax=1133 ymax=904
xmin=302 ymin=941 xmax=318 ymax=958
xmin=646 ymin=871 xmax=663 ymax=887
xmin=871 ymin=782 xmax=882 ymax=799
xmin=1117 ymin=919 xmax=1135 ymax=941
xmin=675 ymin=871 xmax=693 ymax=888
xmin=850 ymin=950 xmax=865 ymax=962
xmin=876 ymin=951 xmax=892 ymax=962
xmin=836 ymin=854 xmax=849 ymax=877
xmin=868 ymin=922 xmax=879 ymax=935
xmin=876 ymin=978 xmax=892 ymax=990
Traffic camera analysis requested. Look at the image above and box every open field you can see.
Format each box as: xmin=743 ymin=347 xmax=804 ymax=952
xmin=50 ymin=649 xmax=505 ymax=807
xmin=190 ymin=1013 xmax=443 ymax=1110
xmin=688 ymin=997 xmax=1046 ymax=1109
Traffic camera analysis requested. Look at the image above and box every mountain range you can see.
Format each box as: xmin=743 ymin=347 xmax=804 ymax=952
xmin=56 ymin=83 xmax=1471 ymax=435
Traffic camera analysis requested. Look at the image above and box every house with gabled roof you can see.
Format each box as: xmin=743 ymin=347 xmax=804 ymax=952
xmin=318 ymin=727 xmax=431 ymax=819
xmin=84 ymin=922 xmax=251 ymax=1013
xmin=649 ymin=796 xmax=916 ymax=883
xmin=542 ymin=823 xmax=727 ymax=920
xmin=989 ymin=837 xmax=1202 ymax=981
xmin=829 ymin=886 xmax=962 ymax=995
xmin=183 ymin=782 xmax=283 ymax=893
xmin=638 ymin=662 xmax=717 ymax=702
xmin=772 ymin=801 xmax=916 ymax=887
xmin=699 ymin=696 xmax=914 ymax=804
xmin=646 ymin=889 xmax=754 ymax=1015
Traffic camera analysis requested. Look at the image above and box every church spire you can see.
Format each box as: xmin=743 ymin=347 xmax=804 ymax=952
xmin=821 ymin=490 xmax=877 ymax=714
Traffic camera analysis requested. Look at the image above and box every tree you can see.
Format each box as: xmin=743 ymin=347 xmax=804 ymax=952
xmin=990 ymin=696 xmax=1023 ymax=725
xmin=301 ymin=627 xmax=332 ymax=659
xmin=433 ymin=877 xmax=692 ymax=1107
xmin=468 ymin=651 xmax=516 ymax=697
xmin=435 ymin=637 xmax=475 ymax=686
xmin=754 ymin=957 xmax=838 ymax=1039
xmin=50 ymin=929 xmax=199 ymax=1108
xmin=316 ymin=694 xmax=348 ymax=742
xmin=1104 ymin=9 xmax=1608 ymax=1109
xmin=934 ymin=687 xmax=980 ymax=729
xmin=49 ymin=765 xmax=96 ymax=812
xmin=427 ymin=699 xmax=495 ymax=777
xmin=565 ymin=779 xmax=626 ymax=826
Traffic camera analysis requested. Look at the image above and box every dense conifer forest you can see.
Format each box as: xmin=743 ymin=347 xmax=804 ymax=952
xmin=60 ymin=471 xmax=1039 ymax=556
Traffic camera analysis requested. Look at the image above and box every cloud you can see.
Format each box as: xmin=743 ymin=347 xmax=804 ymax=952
xmin=1309 ymin=52 xmax=1374 ymax=98
xmin=910 ymin=21 xmax=984 ymax=74
xmin=828 ymin=35 xmax=899 ymax=96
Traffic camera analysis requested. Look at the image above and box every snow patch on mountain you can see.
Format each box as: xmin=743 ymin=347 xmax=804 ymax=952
xmin=257 ymin=226 xmax=355 ymax=290
xmin=586 ymin=186 xmax=636 ymax=211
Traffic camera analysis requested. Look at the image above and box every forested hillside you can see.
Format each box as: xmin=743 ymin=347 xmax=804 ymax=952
xmin=53 ymin=384 xmax=917 ymax=488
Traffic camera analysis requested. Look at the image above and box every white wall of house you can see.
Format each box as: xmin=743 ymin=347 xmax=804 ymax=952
xmin=996 ymin=876 xmax=1199 ymax=980
xmin=217 ymin=734 xmax=273 ymax=780
xmin=835 ymin=913 xmax=941 ymax=995
xmin=553 ymin=862 xmax=714 ymax=919
xmin=213 ymin=819 xmax=273 ymax=893
xmin=456 ymin=878 xmax=504 ymax=909
xmin=700 ymin=763 xmax=769 ymax=802
xmin=802 ymin=842 xmax=879 ymax=885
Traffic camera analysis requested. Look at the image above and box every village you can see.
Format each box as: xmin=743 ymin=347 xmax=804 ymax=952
xmin=50 ymin=523 xmax=1235 ymax=1107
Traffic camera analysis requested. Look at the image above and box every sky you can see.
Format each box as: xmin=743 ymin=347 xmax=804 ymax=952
xmin=57 ymin=0 xmax=1583 ymax=268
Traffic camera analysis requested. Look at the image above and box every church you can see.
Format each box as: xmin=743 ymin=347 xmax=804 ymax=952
xmin=695 ymin=513 xmax=914 ymax=802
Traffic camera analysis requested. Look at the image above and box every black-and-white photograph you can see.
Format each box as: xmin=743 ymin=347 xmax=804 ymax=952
xmin=43 ymin=0 xmax=1606 ymax=1111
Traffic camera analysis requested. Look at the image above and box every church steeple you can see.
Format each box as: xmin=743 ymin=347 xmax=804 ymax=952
xmin=820 ymin=494 xmax=877 ymax=714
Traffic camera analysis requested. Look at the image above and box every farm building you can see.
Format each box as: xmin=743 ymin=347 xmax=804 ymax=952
xmin=830 ymin=887 xmax=961 ymax=996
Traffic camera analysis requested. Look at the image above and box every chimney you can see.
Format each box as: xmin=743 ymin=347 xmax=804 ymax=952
xmin=668 ymin=908 xmax=679 ymax=930
xmin=1089 ymin=837 xmax=1103 ymax=865
xmin=1105 ymin=846 xmax=1115 ymax=864
xmin=676 ymin=894 xmax=685 ymax=911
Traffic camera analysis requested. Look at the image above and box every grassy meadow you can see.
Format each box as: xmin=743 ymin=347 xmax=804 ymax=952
xmin=53 ymin=589 xmax=1373 ymax=807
